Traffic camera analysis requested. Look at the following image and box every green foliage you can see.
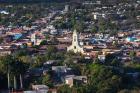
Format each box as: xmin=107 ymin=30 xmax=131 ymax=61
xmin=18 ymin=55 xmax=32 ymax=64
xmin=47 ymin=46 xmax=57 ymax=54
xmin=58 ymin=85 xmax=72 ymax=93
xmin=105 ymin=54 xmax=122 ymax=67
xmin=98 ymin=18 xmax=107 ymax=33
xmin=124 ymin=62 xmax=140 ymax=71
xmin=118 ymin=89 xmax=140 ymax=93
xmin=74 ymin=21 xmax=84 ymax=32
xmin=57 ymin=85 xmax=89 ymax=93
xmin=129 ymin=51 xmax=136 ymax=62
xmin=45 ymin=35 xmax=50 ymax=40
xmin=45 ymin=46 xmax=58 ymax=60
xmin=14 ymin=49 xmax=29 ymax=57
xmin=40 ymin=40 xmax=47 ymax=45
xmin=33 ymin=45 xmax=40 ymax=49
xmin=0 ymin=55 xmax=28 ymax=75
xmin=91 ymin=26 xmax=98 ymax=33
xmin=41 ymin=74 xmax=53 ymax=87
xmin=88 ymin=64 xmax=122 ymax=93
xmin=0 ymin=4 xmax=48 ymax=26
xmin=32 ymin=55 xmax=46 ymax=68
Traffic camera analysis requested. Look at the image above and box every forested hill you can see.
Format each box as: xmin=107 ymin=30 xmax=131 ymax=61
xmin=0 ymin=0 xmax=71 ymax=3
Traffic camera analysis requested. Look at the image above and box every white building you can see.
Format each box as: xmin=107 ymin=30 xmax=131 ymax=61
xmin=65 ymin=75 xmax=87 ymax=87
xmin=98 ymin=54 xmax=106 ymax=62
xmin=67 ymin=30 xmax=84 ymax=53
xmin=32 ymin=85 xmax=49 ymax=93
xmin=30 ymin=33 xmax=42 ymax=45
xmin=64 ymin=5 xmax=69 ymax=12
xmin=0 ymin=10 xmax=9 ymax=14
xmin=31 ymin=33 xmax=37 ymax=45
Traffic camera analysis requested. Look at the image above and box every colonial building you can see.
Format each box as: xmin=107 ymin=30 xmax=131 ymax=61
xmin=67 ymin=30 xmax=84 ymax=54
xmin=31 ymin=33 xmax=42 ymax=45
xmin=31 ymin=33 xmax=37 ymax=45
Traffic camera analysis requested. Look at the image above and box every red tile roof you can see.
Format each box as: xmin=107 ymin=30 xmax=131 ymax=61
xmin=11 ymin=28 xmax=23 ymax=33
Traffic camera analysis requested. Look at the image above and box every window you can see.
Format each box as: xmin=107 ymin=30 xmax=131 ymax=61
xmin=74 ymin=46 xmax=76 ymax=49
xmin=74 ymin=36 xmax=76 ymax=41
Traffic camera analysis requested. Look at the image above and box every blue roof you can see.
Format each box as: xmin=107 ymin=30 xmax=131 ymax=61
xmin=13 ymin=34 xmax=22 ymax=40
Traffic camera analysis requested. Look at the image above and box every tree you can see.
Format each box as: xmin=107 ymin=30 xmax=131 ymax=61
xmin=0 ymin=55 xmax=28 ymax=89
xmin=74 ymin=21 xmax=84 ymax=32
xmin=45 ymin=35 xmax=50 ymax=40
xmin=88 ymin=64 xmax=122 ymax=93
xmin=98 ymin=19 xmax=107 ymax=33
xmin=105 ymin=54 xmax=116 ymax=64
xmin=45 ymin=46 xmax=58 ymax=60
xmin=118 ymin=89 xmax=130 ymax=93
xmin=18 ymin=55 xmax=32 ymax=64
xmin=91 ymin=26 xmax=98 ymax=33
xmin=129 ymin=51 xmax=136 ymax=62
xmin=111 ymin=58 xmax=121 ymax=67
xmin=14 ymin=49 xmax=29 ymax=57
xmin=118 ymin=89 xmax=140 ymax=93
xmin=42 ymin=74 xmax=50 ymax=84
xmin=42 ymin=74 xmax=53 ymax=87
xmin=57 ymin=85 xmax=72 ymax=93
xmin=40 ymin=40 xmax=47 ymax=45
xmin=32 ymin=55 xmax=45 ymax=67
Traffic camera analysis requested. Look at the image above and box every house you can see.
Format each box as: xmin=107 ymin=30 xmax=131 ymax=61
xmin=44 ymin=60 xmax=58 ymax=65
xmin=55 ymin=44 xmax=67 ymax=51
xmin=0 ymin=49 xmax=12 ymax=56
xmin=52 ymin=66 xmax=73 ymax=75
xmin=65 ymin=75 xmax=87 ymax=87
xmin=30 ymin=33 xmax=43 ymax=45
xmin=27 ymin=68 xmax=43 ymax=77
xmin=63 ymin=5 xmax=69 ymax=13
xmin=126 ymin=72 xmax=140 ymax=80
xmin=32 ymin=85 xmax=49 ymax=93
xmin=24 ymin=91 xmax=36 ymax=93
xmin=50 ymin=29 xmax=58 ymax=35
xmin=125 ymin=37 xmax=137 ymax=42
xmin=13 ymin=33 xmax=23 ymax=40
xmin=98 ymin=54 xmax=106 ymax=62
xmin=0 ymin=10 xmax=9 ymax=14
xmin=52 ymin=66 xmax=74 ymax=83
xmin=4 ymin=35 xmax=13 ymax=42
xmin=136 ymin=51 xmax=140 ymax=57
xmin=118 ymin=32 xmax=127 ymax=38
xmin=48 ymin=88 xmax=57 ymax=93
xmin=0 ymin=44 xmax=11 ymax=49
xmin=57 ymin=37 xmax=71 ymax=45
xmin=84 ymin=50 xmax=100 ymax=58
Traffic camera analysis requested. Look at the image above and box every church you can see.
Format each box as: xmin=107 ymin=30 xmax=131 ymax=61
xmin=67 ymin=30 xmax=84 ymax=54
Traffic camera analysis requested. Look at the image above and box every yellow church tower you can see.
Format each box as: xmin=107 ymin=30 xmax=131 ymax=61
xmin=67 ymin=30 xmax=84 ymax=53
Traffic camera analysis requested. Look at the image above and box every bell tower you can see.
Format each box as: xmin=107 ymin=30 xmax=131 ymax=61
xmin=31 ymin=33 xmax=36 ymax=45
xmin=67 ymin=30 xmax=84 ymax=53
xmin=72 ymin=30 xmax=79 ymax=45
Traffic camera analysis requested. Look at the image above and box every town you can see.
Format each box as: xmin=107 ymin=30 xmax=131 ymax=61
xmin=0 ymin=0 xmax=140 ymax=93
